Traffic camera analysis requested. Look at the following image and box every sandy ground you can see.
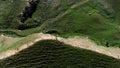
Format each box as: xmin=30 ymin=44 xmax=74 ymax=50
xmin=0 ymin=33 xmax=120 ymax=59
xmin=0 ymin=36 xmax=22 ymax=47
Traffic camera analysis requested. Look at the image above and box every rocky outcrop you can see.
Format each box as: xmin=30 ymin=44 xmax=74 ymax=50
xmin=18 ymin=0 xmax=39 ymax=23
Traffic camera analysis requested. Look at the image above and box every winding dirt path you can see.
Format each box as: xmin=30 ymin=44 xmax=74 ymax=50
xmin=0 ymin=33 xmax=120 ymax=59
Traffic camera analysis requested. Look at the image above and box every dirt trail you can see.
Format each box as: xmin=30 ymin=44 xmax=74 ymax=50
xmin=0 ymin=33 xmax=120 ymax=59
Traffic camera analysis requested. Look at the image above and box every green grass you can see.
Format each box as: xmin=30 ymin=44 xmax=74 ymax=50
xmin=39 ymin=0 xmax=120 ymax=47
xmin=1 ymin=0 xmax=120 ymax=47
xmin=111 ymin=0 xmax=120 ymax=23
xmin=0 ymin=0 xmax=26 ymax=29
xmin=0 ymin=34 xmax=38 ymax=53
xmin=0 ymin=40 xmax=120 ymax=68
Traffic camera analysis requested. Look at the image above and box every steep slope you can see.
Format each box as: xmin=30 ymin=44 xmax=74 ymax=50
xmin=0 ymin=0 xmax=27 ymax=29
xmin=0 ymin=40 xmax=120 ymax=68
xmin=1 ymin=33 xmax=120 ymax=59
xmin=37 ymin=0 xmax=120 ymax=47
xmin=1 ymin=0 xmax=120 ymax=47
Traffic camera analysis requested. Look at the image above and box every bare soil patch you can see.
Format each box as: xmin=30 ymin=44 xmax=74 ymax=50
xmin=0 ymin=33 xmax=120 ymax=59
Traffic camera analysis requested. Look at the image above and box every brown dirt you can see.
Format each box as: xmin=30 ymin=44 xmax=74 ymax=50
xmin=0 ymin=33 xmax=120 ymax=59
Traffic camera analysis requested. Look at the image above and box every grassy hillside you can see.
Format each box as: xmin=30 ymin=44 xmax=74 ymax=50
xmin=40 ymin=0 xmax=120 ymax=47
xmin=0 ymin=0 xmax=26 ymax=29
xmin=33 ymin=0 xmax=120 ymax=47
xmin=0 ymin=40 xmax=120 ymax=68
xmin=1 ymin=0 xmax=120 ymax=47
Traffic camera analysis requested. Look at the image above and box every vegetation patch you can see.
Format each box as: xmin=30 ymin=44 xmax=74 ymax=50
xmin=1 ymin=0 xmax=120 ymax=47
xmin=0 ymin=40 xmax=120 ymax=68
